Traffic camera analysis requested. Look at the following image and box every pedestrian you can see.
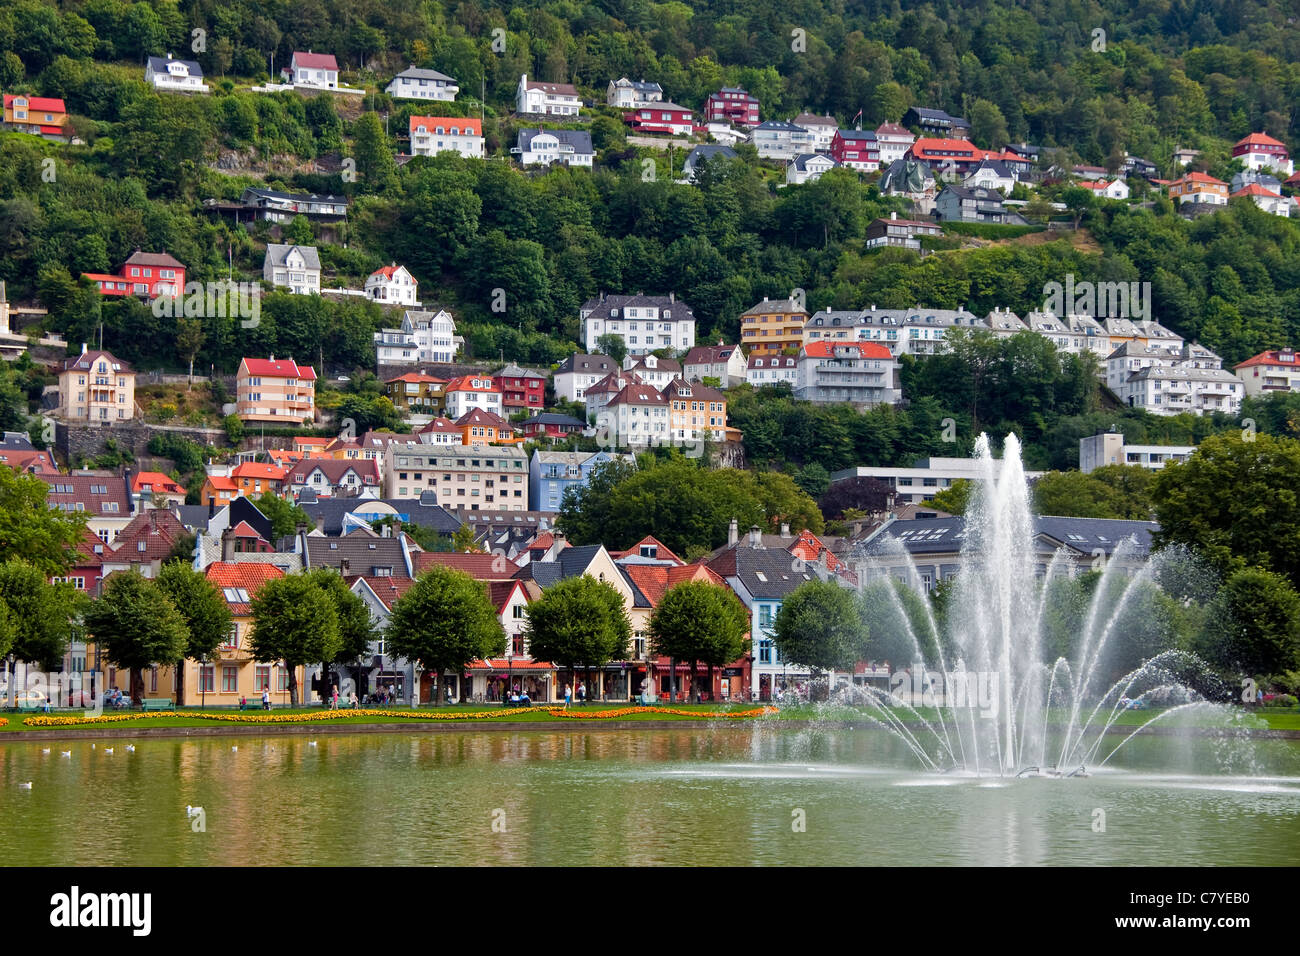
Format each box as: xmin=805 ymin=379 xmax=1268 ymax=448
xmin=563 ymin=683 xmax=572 ymax=710
xmin=349 ymin=691 xmax=359 ymax=709
xmin=262 ymin=687 xmax=270 ymax=710
xmin=577 ymin=681 xmax=586 ymax=706
xmin=331 ymin=685 xmax=339 ymax=710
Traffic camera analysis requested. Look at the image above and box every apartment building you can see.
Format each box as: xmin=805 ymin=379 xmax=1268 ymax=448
xmin=236 ymin=356 xmax=316 ymax=425
xmin=385 ymin=442 xmax=529 ymax=510
xmin=58 ymin=348 xmax=135 ymax=422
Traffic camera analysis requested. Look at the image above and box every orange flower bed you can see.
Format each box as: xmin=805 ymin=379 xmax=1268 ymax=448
xmin=544 ymin=706 xmax=776 ymax=719
xmin=23 ymin=708 xmax=536 ymax=727
xmin=0 ymin=717 xmax=7 ymax=727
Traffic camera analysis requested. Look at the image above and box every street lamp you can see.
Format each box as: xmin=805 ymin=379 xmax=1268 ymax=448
xmin=199 ymin=654 xmax=208 ymax=709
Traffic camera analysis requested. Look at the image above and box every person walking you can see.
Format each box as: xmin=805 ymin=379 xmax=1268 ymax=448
xmin=331 ymin=685 xmax=339 ymax=710
xmin=262 ymin=687 xmax=270 ymax=710
xmin=577 ymin=681 xmax=586 ymax=706
xmin=563 ymin=683 xmax=572 ymax=710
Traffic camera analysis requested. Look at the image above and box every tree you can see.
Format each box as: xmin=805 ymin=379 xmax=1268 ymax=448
xmin=386 ymin=566 xmax=505 ymax=706
xmin=928 ymin=478 xmax=973 ymax=516
xmin=1198 ymin=568 xmax=1300 ymax=677
xmin=649 ymin=580 xmax=749 ymax=702
xmin=156 ymin=563 xmax=232 ymax=706
xmin=772 ymin=580 xmax=863 ymax=694
xmin=84 ymin=571 xmax=189 ymax=704
xmin=0 ymin=561 xmax=83 ymax=706
xmin=176 ymin=317 xmax=204 ymax=388
xmin=794 ymin=462 xmax=831 ymax=500
xmin=254 ymin=492 xmax=313 ymax=540
xmin=595 ymin=333 xmax=627 ymax=364
xmin=352 ymin=111 xmax=397 ymax=193
xmin=0 ymin=467 xmax=89 ymax=576
xmin=307 ymin=568 xmax=375 ymax=701
xmin=1152 ymin=433 xmax=1300 ymax=585
xmin=451 ymin=524 xmax=481 ymax=553
xmin=249 ymin=574 xmax=340 ymax=706
xmin=524 ymin=576 xmax=630 ymax=697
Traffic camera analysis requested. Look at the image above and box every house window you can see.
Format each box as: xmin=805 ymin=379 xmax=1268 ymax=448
xmin=222 ymin=666 xmax=239 ymax=692
xmin=199 ymin=666 xmax=215 ymax=693
xmin=758 ymin=639 xmax=773 ymax=664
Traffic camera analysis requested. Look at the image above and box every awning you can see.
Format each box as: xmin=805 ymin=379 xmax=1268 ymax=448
xmin=467 ymin=658 xmax=554 ymax=671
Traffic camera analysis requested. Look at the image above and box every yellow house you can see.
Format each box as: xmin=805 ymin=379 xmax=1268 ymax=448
xmin=740 ymin=296 xmax=808 ymax=356
xmin=664 ymin=378 xmax=728 ymax=443
xmin=384 ymin=372 xmax=448 ymax=413
xmin=58 ymin=348 xmax=136 ymax=422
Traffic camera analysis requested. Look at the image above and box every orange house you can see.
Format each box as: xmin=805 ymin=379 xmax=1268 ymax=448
xmin=3 ymin=94 xmax=69 ymax=138
xmin=230 ymin=461 xmax=289 ymax=497
xmin=454 ymin=408 xmax=522 ymax=445
xmin=200 ymin=475 xmax=239 ymax=507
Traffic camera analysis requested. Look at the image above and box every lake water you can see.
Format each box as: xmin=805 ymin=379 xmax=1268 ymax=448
xmin=2 ymin=727 xmax=1298 ymax=866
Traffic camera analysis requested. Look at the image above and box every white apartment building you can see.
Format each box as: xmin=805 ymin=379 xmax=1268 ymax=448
xmin=373 ymin=309 xmax=462 ymax=366
xmin=1079 ymin=432 xmax=1195 ymax=474
xmin=595 ymin=383 xmax=669 ymax=449
xmin=752 ymin=120 xmax=814 ymax=160
xmin=409 ymin=116 xmax=484 ymax=159
xmin=581 ymin=293 xmax=695 ymax=355
xmin=385 ymin=443 xmax=529 ymax=511
xmin=554 ymin=353 xmax=620 ymax=402
xmin=1115 ymin=364 xmax=1243 ymax=416
xmin=1234 ymin=348 xmax=1300 ymax=397
xmin=745 ymin=353 xmax=799 ymax=388
xmin=516 ymin=74 xmax=581 ymax=116
xmin=830 ymin=458 xmax=1046 ymax=506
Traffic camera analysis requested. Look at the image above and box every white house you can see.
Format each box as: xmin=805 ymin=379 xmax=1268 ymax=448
xmin=513 ymin=128 xmax=594 ymax=167
xmin=682 ymin=144 xmax=738 ymax=183
xmin=796 ymin=341 xmax=900 ymax=406
xmin=786 ymin=153 xmax=837 ymax=185
xmin=262 ymin=244 xmax=321 ymax=295
xmin=752 ymin=119 xmax=813 ymax=161
xmin=581 ymin=293 xmax=695 ymax=355
xmin=963 ymin=160 xmax=1017 ymax=194
xmin=409 ymin=115 xmax=484 ymax=159
xmin=623 ymin=354 xmax=683 ymax=390
xmin=443 ymin=375 xmax=503 ymax=418
xmin=387 ymin=66 xmax=459 ymax=101
xmin=1234 ymin=349 xmax=1300 ymax=397
xmin=365 ymin=265 xmax=419 ymax=307
xmin=516 ymin=74 xmax=581 ymax=116
xmin=791 ymin=113 xmax=838 ymax=152
xmin=1232 ymin=133 xmax=1294 ymax=177
xmin=373 ymin=309 xmax=462 ymax=366
xmin=607 ymin=78 xmax=662 ymax=108
xmin=682 ymin=344 xmax=746 ymax=387
xmin=554 ymin=353 xmax=620 ymax=403
xmin=284 ymin=51 xmax=339 ymax=89
xmin=745 ymin=353 xmax=799 ymax=388
xmin=144 ymin=55 xmax=208 ymax=93
xmin=1079 ymin=178 xmax=1131 ymax=200
xmin=1232 ymin=183 xmax=1295 ymax=216
xmin=1116 ymin=364 xmax=1243 ymax=417
xmin=596 ymin=383 xmax=669 ymax=449
xmin=874 ymin=122 xmax=915 ymax=165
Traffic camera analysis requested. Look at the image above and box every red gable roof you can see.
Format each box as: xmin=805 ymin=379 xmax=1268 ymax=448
xmin=230 ymin=462 xmax=289 ymax=481
xmin=205 ymin=562 xmax=285 ymax=615
xmin=410 ymin=115 xmax=483 ymax=136
xmin=1232 ymin=184 xmax=1284 ymax=199
xmin=132 ymin=471 xmax=184 ymax=495
xmin=414 ymin=551 xmax=520 ymax=579
xmin=4 ymin=94 xmax=67 ymax=113
xmin=241 ymin=357 xmax=317 ymax=380
xmin=444 ymin=375 xmax=501 ymax=393
xmin=1234 ymin=349 xmax=1298 ymax=370
xmin=1235 ymin=133 xmax=1287 ymax=151
xmin=623 ymin=563 xmax=725 ymax=608
xmin=802 ymin=341 xmax=893 ymax=359
xmin=292 ymin=51 xmax=339 ymax=70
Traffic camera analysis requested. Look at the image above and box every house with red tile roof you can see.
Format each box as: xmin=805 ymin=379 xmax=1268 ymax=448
xmin=415 ymin=416 xmax=460 ymax=445
xmin=454 ymin=408 xmax=519 ymax=445
xmin=409 ymin=115 xmax=484 ymax=159
xmin=3 ymin=93 xmax=69 ymax=138
xmin=443 ymin=374 xmax=503 ymax=418
xmin=1167 ymin=171 xmax=1228 ymax=206
xmin=102 ymin=509 xmax=188 ymax=576
xmin=236 ymin=356 xmax=316 ymax=425
xmin=797 ymin=341 xmax=900 ymax=406
xmin=200 ymin=474 xmax=240 ymax=508
xmin=1233 ymin=132 xmax=1293 ymax=176
xmin=1234 ymin=349 xmax=1300 ymax=397
xmin=385 ymin=371 xmax=448 ymax=414
xmin=364 ymin=264 xmax=419 ymax=307
xmin=38 ymin=471 xmax=131 ymax=544
xmin=131 ymin=471 xmax=187 ymax=510
xmin=412 ymin=551 xmax=520 ymax=580
xmin=229 ymin=461 xmax=290 ymax=497
xmin=284 ymin=457 xmax=381 ymax=498
xmin=1231 ymin=182 xmax=1296 ymax=217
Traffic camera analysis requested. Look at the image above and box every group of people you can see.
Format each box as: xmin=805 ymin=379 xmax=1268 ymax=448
xmin=561 ymin=682 xmax=589 ymax=709
xmin=328 ymin=686 xmax=361 ymax=710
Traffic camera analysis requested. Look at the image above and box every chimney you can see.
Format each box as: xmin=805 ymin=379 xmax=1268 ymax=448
xmin=544 ymin=529 xmax=567 ymax=563
xmin=296 ymin=522 xmax=307 ymax=537
xmin=220 ymin=527 xmax=236 ymax=562
xmin=340 ymin=558 xmax=350 ymax=576
xmin=748 ymin=525 xmax=762 ymax=549
xmin=890 ymin=211 xmax=897 ymax=220
xmin=208 ymin=496 xmax=216 ymax=518
xmin=780 ymin=522 xmax=790 ymax=538
xmin=728 ymin=517 xmax=738 ymax=547
xmin=81 ymin=342 xmax=88 ymax=355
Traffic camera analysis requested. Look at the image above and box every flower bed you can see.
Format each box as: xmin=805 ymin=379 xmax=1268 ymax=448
xmin=21 ymin=705 xmax=776 ymax=728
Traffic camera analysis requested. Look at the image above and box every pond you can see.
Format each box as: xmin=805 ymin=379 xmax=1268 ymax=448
xmin=2 ymin=727 xmax=1297 ymax=866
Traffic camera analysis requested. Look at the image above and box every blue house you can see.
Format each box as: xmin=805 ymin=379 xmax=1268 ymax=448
xmin=528 ymin=450 xmax=634 ymax=512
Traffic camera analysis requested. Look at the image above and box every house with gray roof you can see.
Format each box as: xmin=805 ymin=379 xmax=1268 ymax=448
xmin=513 ymin=128 xmax=594 ymax=167
xmin=145 ymin=54 xmax=208 ymax=93
xmin=263 ymin=244 xmax=321 ymax=295
xmin=386 ymin=66 xmax=459 ymax=101
xmin=682 ymin=144 xmax=738 ymax=183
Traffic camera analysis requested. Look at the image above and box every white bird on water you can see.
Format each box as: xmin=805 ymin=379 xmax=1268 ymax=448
xmin=308 ymin=741 xmax=317 ymax=747
xmin=104 ymin=748 xmax=114 ymax=754
xmin=41 ymin=748 xmax=50 ymax=755
xmin=185 ymin=805 xmax=202 ymax=818
xmin=125 ymin=745 xmax=135 ymax=752
xmin=60 ymin=751 xmax=71 ymax=758
xmin=18 ymin=782 xmax=32 ymax=789
xmin=231 ymin=745 xmax=238 ymax=752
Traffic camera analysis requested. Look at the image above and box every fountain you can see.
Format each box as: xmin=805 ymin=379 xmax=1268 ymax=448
xmin=845 ymin=433 xmax=1233 ymax=777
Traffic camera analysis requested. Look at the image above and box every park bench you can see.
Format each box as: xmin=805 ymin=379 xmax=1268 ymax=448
xmin=141 ymin=698 xmax=175 ymax=712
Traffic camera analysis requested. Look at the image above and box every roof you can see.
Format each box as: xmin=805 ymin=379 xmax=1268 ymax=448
xmin=742 ymin=296 xmax=807 ymax=316
xmin=910 ymin=137 xmax=979 ymax=156
xmin=455 ymin=407 xmax=511 ymax=429
xmin=516 ymin=126 xmax=594 ymax=154
xmin=394 ymin=66 xmax=456 ymax=82
xmin=792 ymin=113 xmax=837 ymax=126
xmin=1235 ymin=133 xmax=1288 ymax=151
xmin=664 ymin=377 xmax=725 ymax=402
xmin=875 ymin=122 xmax=912 ymax=136
xmin=285 ymin=457 xmax=381 ymax=486
xmin=202 ymin=475 xmax=239 ymax=492
xmin=523 ymin=78 xmax=578 ymax=94
xmin=292 ymin=51 xmax=339 ymax=70
xmin=493 ymin=363 xmax=535 ymax=379
xmin=682 ymin=344 xmax=738 ymax=366
xmin=556 ymin=353 xmax=618 ymax=376
xmin=1234 ymin=349 xmax=1298 ymax=370
xmin=295 ymin=495 xmax=459 ymax=536
xmin=61 ymin=350 xmax=132 ymax=374
xmin=147 ymin=55 xmax=202 ymax=75
xmin=306 ymin=534 xmax=407 ymax=573
xmin=608 ymin=383 xmax=666 ymax=407
xmin=1172 ymin=172 xmax=1228 ymax=187
xmin=386 ymin=372 xmax=448 ymax=385
xmin=514 ymin=544 xmax=605 ymax=589
xmin=204 ymin=562 xmax=285 ymax=615
xmin=107 ymin=510 xmax=186 ymax=563
xmin=124 ymin=250 xmax=185 ymax=269
xmin=3 ymin=94 xmax=66 ymax=112
xmin=609 ymin=535 xmax=683 ymax=564
xmin=350 ymin=575 xmax=419 ymax=611
xmin=519 ymin=412 xmax=586 ymax=428
xmin=410 ymin=115 xmax=482 ymax=136
xmin=802 ymin=341 xmax=894 ymax=360
xmin=705 ymin=546 xmax=823 ymax=598
xmin=754 ymin=119 xmax=808 ymax=132
xmin=444 ymin=375 xmax=501 ymax=394
xmin=132 ymin=471 xmax=184 ymax=495
xmin=413 ymin=551 xmax=519 ymax=580
xmin=581 ymin=294 xmax=693 ymax=324
xmin=263 ymin=243 xmax=321 ymax=271
xmin=229 ymin=462 xmax=290 ymax=481
xmin=620 ymin=563 xmax=724 ymax=608
xmin=625 ymin=355 xmax=681 ymax=374
xmin=836 ymin=128 xmax=878 ymax=143
xmin=685 ymin=144 xmax=738 ymax=166
xmin=38 ymin=473 xmax=129 ymax=514
xmin=240 ymin=356 xmax=316 ymax=380
xmin=792 ymin=153 xmax=837 ymax=171
xmin=1232 ymin=184 xmax=1286 ymax=199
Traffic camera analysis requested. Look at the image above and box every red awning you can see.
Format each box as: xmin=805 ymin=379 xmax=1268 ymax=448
xmin=467 ymin=658 xmax=554 ymax=671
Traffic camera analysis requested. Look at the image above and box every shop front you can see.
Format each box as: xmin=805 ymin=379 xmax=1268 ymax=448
xmin=647 ymin=658 xmax=751 ymax=702
xmin=466 ymin=659 xmax=554 ymax=703
xmin=554 ymin=664 xmax=632 ymax=703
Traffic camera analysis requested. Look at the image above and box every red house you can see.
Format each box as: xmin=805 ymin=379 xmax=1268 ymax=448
xmin=624 ymin=102 xmax=694 ymax=136
xmin=83 ymin=250 xmax=186 ymax=299
xmin=831 ymin=130 xmax=880 ymax=170
xmin=705 ymin=87 xmax=760 ymax=127
xmin=492 ymin=363 xmax=546 ymax=411
xmin=517 ymin=412 xmax=587 ymax=440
